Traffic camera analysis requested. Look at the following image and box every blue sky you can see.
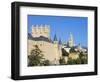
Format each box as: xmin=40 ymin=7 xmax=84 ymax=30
xmin=28 ymin=15 xmax=88 ymax=47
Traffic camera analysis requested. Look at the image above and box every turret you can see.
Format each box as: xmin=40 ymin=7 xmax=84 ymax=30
xmin=53 ymin=34 xmax=58 ymax=44
xmin=31 ymin=24 xmax=50 ymax=38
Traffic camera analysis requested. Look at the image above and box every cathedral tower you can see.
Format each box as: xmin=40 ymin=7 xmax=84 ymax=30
xmin=67 ymin=32 xmax=73 ymax=47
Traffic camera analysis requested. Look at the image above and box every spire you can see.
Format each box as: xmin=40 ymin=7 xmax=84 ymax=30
xmin=59 ymin=38 xmax=62 ymax=44
xmin=54 ymin=34 xmax=57 ymax=41
xmin=67 ymin=32 xmax=73 ymax=47
xmin=69 ymin=32 xmax=73 ymax=41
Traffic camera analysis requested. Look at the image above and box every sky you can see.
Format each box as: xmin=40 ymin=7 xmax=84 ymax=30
xmin=28 ymin=15 xmax=88 ymax=47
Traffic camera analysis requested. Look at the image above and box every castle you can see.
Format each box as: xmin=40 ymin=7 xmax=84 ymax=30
xmin=28 ymin=24 xmax=87 ymax=65
xmin=28 ymin=24 xmax=64 ymax=65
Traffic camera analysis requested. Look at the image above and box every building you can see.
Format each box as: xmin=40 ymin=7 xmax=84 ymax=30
xmin=28 ymin=24 xmax=62 ymax=65
xmin=31 ymin=24 xmax=50 ymax=38
xmin=28 ymin=24 xmax=88 ymax=65
xmin=63 ymin=32 xmax=73 ymax=53
xmin=62 ymin=33 xmax=87 ymax=60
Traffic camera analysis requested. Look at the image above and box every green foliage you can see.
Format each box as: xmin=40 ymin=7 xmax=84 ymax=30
xmin=67 ymin=48 xmax=88 ymax=65
xmin=28 ymin=45 xmax=44 ymax=66
xmin=69 ymin=47 xmax=76 ymax=53
xmin=67 ymin=58 xmax=76 ymax=65
xmin=67 ymin=54 xmax=87 ymax=65
xmin=62 ymin=48 xmax=69 ymax=56
xmin=79 ymin=52 xmax=88 ymax=64
xmin=59 ymin=57 xmax=66 ymax=65
xmin=81 ymin=58 xmax=87 ymax=64
xmin=67 ymin=58 xmax=81 ymax=65
xmin=28 ymin=45 xmax=51 ymax=66
xmin=75 ymin=58 xmax=81 ymax=64
xmin=43 ymin=60 xmax=51 ymax=66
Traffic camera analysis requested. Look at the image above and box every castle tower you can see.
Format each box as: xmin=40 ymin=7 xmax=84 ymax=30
xmin=44 ymin=24 xmax=50 ymax=38
xmin=53 ymin=34 xmax=60 ymax=64
xmin=67 ymin=32 xmax=73 ymax=47
xmin=31 ymin=24 xmax=50 ymax=38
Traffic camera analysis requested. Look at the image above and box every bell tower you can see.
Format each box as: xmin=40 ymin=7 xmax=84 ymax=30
xmin=67 ymin=32 xmax=73 ymax=47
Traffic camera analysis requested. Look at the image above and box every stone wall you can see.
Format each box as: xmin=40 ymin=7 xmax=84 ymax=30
xmin=28 ymin=39 xmax=62 ymax=64
xmin=31 ymin=24 xmax=50 ymax=38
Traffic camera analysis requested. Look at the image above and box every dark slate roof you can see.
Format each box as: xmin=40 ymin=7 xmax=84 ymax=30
xmin=28 ymin=33 xmax=51 ymax=42
xmin=53 ymin=34 xmax=57 ymax=41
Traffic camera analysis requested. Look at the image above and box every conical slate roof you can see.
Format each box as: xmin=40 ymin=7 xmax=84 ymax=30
xmin=53 ymin=34 xmax=57 ymax=41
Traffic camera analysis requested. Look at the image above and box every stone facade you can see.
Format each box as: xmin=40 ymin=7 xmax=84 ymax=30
xmin=28 ymin=40 xmax=62 ymax=65
xmin=31 ymin=24 xmax=50 ymax=38
xmin=28 ymin=24 xmax=86 ymax=65
xmin=28 ymin=24 xmax=62 ymax=65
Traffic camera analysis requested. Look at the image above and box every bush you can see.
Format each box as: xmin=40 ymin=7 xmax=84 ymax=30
xmin=75 ymin=58 xmax=81 ymax=64
xmin=67 ymin=58 xmax=81 ymax=65
xmin=69 ymin=47 xmax=76 ymax=53
xmin=43 ymin=60 xmax=51 ymax=66
xmin=67 ymin=58 xmax=76 ymax=65
xmin=59 ymin=57 xmax=66 ymax=65
xmin=79 ymin=52 xmax=88 ymax=64
xmin=81 ymin=58 xmax=88 ymax=64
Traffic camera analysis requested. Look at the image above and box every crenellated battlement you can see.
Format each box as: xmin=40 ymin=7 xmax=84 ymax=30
xmin=31 ymin=24 xmax=50 ymax=38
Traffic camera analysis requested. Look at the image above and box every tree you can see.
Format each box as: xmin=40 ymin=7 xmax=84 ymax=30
xmin=28 ymin=45 xmax=45 ymax=66
xmin=79 ymin=52 xmax=88 ymax=64
xmin=69 ymin=47 xmax=76 ymax=53
xmin=67 ymin=48 xmax=88 ymax=65
xmin=59 ymin=57 xmax=66 ymax=65
xmin=75 ymin=58 xmax=81 ymax=64
xmin=67 ymin=58 xmax=81 ymax=65
xmin=81 ymin=58 xmax=87 ymax=64
xmin=67 ymin=58 xmax=76 ymax=65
